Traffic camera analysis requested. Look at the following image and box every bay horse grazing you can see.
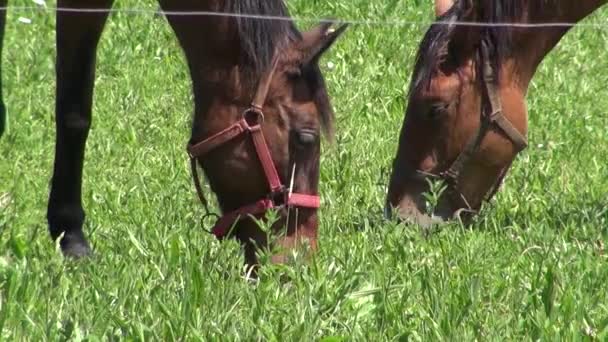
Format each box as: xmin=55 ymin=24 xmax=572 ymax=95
xmin=386 ymin=0 xmax=606 ymax=225
xmin=0 ymin=0 xmax=346 ymax=266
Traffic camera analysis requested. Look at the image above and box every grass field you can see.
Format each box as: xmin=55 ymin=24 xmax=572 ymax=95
xmin=1 ymin=0 xmax=608 ymax=340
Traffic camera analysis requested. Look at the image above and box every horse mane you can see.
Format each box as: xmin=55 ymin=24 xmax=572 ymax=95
xmin=410 ymin=0 xmax=554 ymax=94
xmin=224 ymin=0 xmax=300 ymax=73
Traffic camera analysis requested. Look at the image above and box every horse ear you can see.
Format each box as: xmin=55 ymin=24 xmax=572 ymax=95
xmin=299 ymin=22 xmax=348 ymax=65
xmin=442 ymin=0 xmax=481 ymax=63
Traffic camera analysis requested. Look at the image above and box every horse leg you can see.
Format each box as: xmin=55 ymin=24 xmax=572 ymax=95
xmin=0 ymin=0 xmax=7 ymax=138
xmin=47 ymin=0 xmax=113 ymax=257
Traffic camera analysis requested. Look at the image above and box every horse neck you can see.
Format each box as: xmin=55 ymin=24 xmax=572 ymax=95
xmin=509 ymin=0 xmax=607 ymax=91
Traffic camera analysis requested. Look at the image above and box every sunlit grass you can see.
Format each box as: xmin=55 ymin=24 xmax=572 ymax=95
xmin=1 ymin=0 xmax=607 ymax=340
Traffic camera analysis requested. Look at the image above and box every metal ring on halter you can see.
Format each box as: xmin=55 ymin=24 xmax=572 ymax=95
xmin=268 ymin=186 xmax=287 ymax=207
xmin=243 ymin=108 xmax=265 ymax=126
xmin=452 ymin=208 xmax=478 ymax=222
xmin=200 ymin=212 xmax=221 ymax=235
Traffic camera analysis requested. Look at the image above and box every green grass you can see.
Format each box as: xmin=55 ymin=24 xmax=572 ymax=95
xmin=1 ymin=0 xmax=608 ymax=340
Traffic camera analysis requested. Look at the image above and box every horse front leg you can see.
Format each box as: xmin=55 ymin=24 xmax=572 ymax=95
xmin=48 ymin=0 xmax=113 ymax=257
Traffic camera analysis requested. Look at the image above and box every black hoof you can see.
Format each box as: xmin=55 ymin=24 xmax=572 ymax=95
xmin=59 ymin=231 xmax=92 ymax=259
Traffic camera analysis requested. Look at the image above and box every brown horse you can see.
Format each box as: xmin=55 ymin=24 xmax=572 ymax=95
xmin=386 ymin=0 xmax=606 ymax=225
xmin=0 ymin=0 xmax=346 ymax=265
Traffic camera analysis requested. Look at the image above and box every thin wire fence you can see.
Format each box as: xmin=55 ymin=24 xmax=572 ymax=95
xmin=3 ymin=5 xmax=608 ymax=29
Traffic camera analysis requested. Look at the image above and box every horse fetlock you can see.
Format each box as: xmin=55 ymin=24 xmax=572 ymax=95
xmin=47 ymin=203 xmax=86 ymax=239
xmin=47 ymin=205 xmax=92 ymax=258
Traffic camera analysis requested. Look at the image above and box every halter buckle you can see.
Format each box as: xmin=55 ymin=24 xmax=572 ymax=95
xmin=488 ymin=109 xmax=504 ymax=122
xmin=243 ymin=107 xmax=265 ymax=127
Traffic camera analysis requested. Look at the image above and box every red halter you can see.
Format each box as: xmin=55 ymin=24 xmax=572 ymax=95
xmin=186 ymin=57 xmax=320 ymax=239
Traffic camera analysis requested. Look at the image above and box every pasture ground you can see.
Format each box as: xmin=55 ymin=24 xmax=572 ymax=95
xmin=1 ymin=0 xmax=607 ymax=340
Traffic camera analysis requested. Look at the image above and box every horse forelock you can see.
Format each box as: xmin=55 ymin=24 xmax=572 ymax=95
xmin=224 ymin=0 xmax=300 ymax=74
xmin=410 ymin=0 xmax=556 ymax=95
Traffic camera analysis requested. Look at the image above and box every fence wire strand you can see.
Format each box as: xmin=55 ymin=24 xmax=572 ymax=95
xmin=2 ymin=5 xmax=608 ymax=29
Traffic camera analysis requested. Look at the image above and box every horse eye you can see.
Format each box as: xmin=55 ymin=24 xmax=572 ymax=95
xmin=285 ymin=67 xmax=302 ymax=79
xmin=295 ymin=129 xmax=317 ymax=146
xmin=429 ymin=103 xmax=449 ymax=120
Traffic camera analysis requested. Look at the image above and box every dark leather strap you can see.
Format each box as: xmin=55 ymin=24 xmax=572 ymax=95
xmin=491 ymin=111 xmax=528 ymax=152
xmin=439 ymin=39 xmax=528 ymax=208
xmin=442 ymin=119 xmax=491 ymax=183
xmin=485 ymin=160 xmax=513 ymax=201
xmin=190 ymin=157 xmax=211 ymax=213
xmin=443 ymin=39 xmax=528 ymax=186
xmin=481 ymin=42 xmax=528 ymax=152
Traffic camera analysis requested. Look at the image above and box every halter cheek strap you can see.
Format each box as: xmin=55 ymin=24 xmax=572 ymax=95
xmin=440 ymin=39 xmax=528 ymax=207
xmin=186 ymin=57 xmax=321 ymax=239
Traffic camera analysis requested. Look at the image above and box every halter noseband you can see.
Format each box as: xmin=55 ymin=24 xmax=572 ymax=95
xmin=186 ymin=56 xmax=320 ymax=239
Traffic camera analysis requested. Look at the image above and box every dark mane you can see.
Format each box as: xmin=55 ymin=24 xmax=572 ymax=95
xmin=410 ymin=0 xmax=554 ymax=93
xmin=224 ymin=0 xmax=300 ymax=73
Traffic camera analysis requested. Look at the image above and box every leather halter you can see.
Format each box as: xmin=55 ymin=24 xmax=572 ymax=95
xmin=186 ymin=57 xmax=320 ymax=239
xmin=426 ymin=39 xmax=528 ymax=209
